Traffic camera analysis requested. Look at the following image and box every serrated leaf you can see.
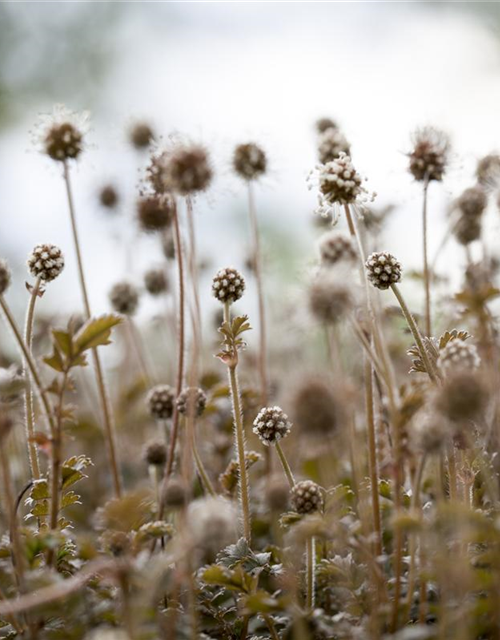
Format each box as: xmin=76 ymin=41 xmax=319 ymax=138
xmin=74 ymin=314 xmax=122 ymax=354
xmin=61 ymin=491 xmax=81 ymax=509
xmin=43 ymin=349 xmax=65 ymax=373
xmin=52 ymin=330 xmax=73 ymax=358
xmin=29 ymin=500 xmax=49 ymax=518
xmin=29 ymin=479 xmax=49 ymax=501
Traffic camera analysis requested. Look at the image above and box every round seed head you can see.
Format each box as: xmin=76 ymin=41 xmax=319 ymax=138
xmin=109 ymin=281 xmax=139 ymax=316
xmin=317 ymin=127 xmax=350 ymax=164
xmin=211 ymin=267 xmax=245 ymax=304
xmin=436 ymin=371 xmax=488 ymax=423
xmin=476 ymin=154 xmax=500 ymax=187
xmin=163 ymin=476 xmax=187 ymax=509
xmin=0 ymin=259 xmax=11 ymax=295
xmin=318 ymin=231 xmax=357 ymax=267
xmin=455 ymin=185 xmax=487 ymax=218
xmin=454 ymin=215 xmax=481 ymax=246
xmin=163 ymin=145 xmax=213 ymax=195
xmin=99 ymin=184 xmax=119 ymax=209
xmin=187 ymin=497 xmax=238 ymax=558
xmin=408 ymin=127 xmax=450 ymax=182
xmin=147 ymin=384 xmax=175 ymax=420
xmin=44 ymin=121 xmax=83 ymax=162
xmin=437 ymin=340 xmax=481 ymax=374
xmin=292 ymin=379 xmax=341 ymax=437
xmin=27 ymin=244 xmax=65 ymax=283
xmin=129 ymin=122 xmax=155 ymax=150
xmin=315 ymin=117 xmax=338 ymax=134
xmin=414 ymin=412 xmax=451 ymax=455
xmin=233 ymin=142 xmax=267 ymax=180
xmin=176 ymin=387 xmax=207 ymax=417
xmin=137 ymin=194 xmax=174 ymax=233
xmin=308 ymin=276 xmax=354 ymax=324
xmin=317 ymin=153 xmax=364 ymax=205
xmin=143 ymin=439 xmax=167 ymax=466
xmin=290 ymin=480 xmax=324 ymax=515
xmin=144 ymin=268 xmax=169 ymax=296
xmin=252 ymin=406 xmax=292 ymax=446
xmin=365 ymin=251 xmax=402 ymax=290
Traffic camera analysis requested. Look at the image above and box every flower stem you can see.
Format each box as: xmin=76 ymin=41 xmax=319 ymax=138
xmin=422 ymin=179 xmax=432 ymax=337
xmin=49 ymin=371 xmax=69 ymax=549
xmin=305 ymin=535 xmax=316 ymax=609
xmin=365 ymin=358 xmax=383 ymax=558
xmin=275 ymin=441 xmax=295 ymax=488
xmin=62 ymin=160 xmax=122 ymax=497
xmin=23 ymin=277 xmax=42 ymax=481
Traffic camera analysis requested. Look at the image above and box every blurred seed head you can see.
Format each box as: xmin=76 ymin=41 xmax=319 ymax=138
xmin=252 ymin=406 xmax=292 ymax=446
xmin=292 ymin=378 xmax=343 ymax=437
xmin=163 ymin=144 xmax=213 ymax=195
xmin=99 ymin=184 xmax=119 ymax=210
xmin=129 ymin=121 xmax=155 ymax=150
xmin=143 ymin=439 xmax=167 ymax=467
xmin=437 ymin=339 xmax=481 ymax=375
xmin=144 ymin=268 xmax=169 ymax=296
xmin=455 ymin=185 xmax=487 ymax=218
xmin=211 ymin=267 xmax=245 ymax=304
xmin=176 ymin=387 xmax=207 ymax=417
xmin=413 ymin=411 xmax=451 ymax=455
xmin=163 ymin=476 xmax=187 ymax=509
xmin=108 ymin=281 xmax=139 ymax=316
xmin=27 ymin=244 xmax=65 ymax=283
xmin=290 ymin=480 xmax=324 ymax=514
xmin=186 ymin=496 xmax=238 ymax=561
xmin=436 ymin=371 xmax=488 ymax=423
xmin=318 ymin=231 xmax=357 ymax=267
xmin=315 ymin=117 xmax=338 ymax=134
xmin=147 ymin=384 xmax=175 ymax=421
xmin=308 ymin=273 xmax=354 ymax=325
xmin=0 ymin=259 xmax=12 ymax=295
xmin=317 ymin=127 xmax=350 ymax=164
xmin=137 ymin=194 xmax=174 ymax=233
xmin=265 ymin=475 xmax=290 ymax=512
xmin=476 ymin=153 xmax=500 ymax=187
xmin=233 ymin=142 xmax=267 ymax=181
xmin=408 ymin=126 xmax=450 ymax=182
xmin=366 ymin=251 xmax=402 ymax=290
xmin=454 ymin=215 xmax=482 ymax=246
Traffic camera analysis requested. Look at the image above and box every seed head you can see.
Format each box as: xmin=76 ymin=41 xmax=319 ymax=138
xmin=187 ymin=497 xmax=238 ymax=558
xmin=318 ymin=231 xmax=357 ymax=266
xmin=163 ymin=476 xmax=187 ymax=509
xmin=143 ymin=439 xmax=167 ymax=466
xmin=308 ymin=276 xmax=354 ymax=324
xmin=366 ymin=251 xmax=402 ymax=290
xmin=414 ymin=412 xmax=451 ymax=454
xmin=109 ymin=282 xmax=139 ymax=316
xmin=27 ymin=244 xmax=65 ymax=283
xmin=144 ymin=268 xmax=169 ymax=296
xmin=129 ymin=122 xmax=155 ymax=150
xmin=292 ymin=379 xmax=341 ymax=437
xmin=436 ymin=371 xmax=488 ymax=423
xmin=476 ymin=154 xmax=500 ymax=187
xmin=163 ymin=145 xmax=213 ymax=195
xmin=99 ymin=184 xmax=119 ymax=210
xmin=211 ymin=267 xmax=245 ymax=304
xmin=147 ymin=384 xmax=175 ymax=420
xmin=176 ymin=387 xmax=207 ymax=417
xmin=317 ymin=127 xmax=350 ymax=164
xmin=437 ymin=339 xmax=481 ymax=374
xmin=252 ymin=406 xmax=292 ymax=446
xmin=233 ymin=142 xmax=267 ymax=180
xmin=290 ymin=480 xmax=324 ymax=515
xmin=455 ymin=185 xmax=487 ymax=218
xmin=315 ymin=117 xmax=338 ymax=134
xmin=454 ymin=215 xmax=481 ymax=246
xmin=137 ymin=194 xmax=174 ymax=233
xmin=408 ymin=127 xmax=450 ymax=182
xmin=317 ymin=153 xmax=365 ymax=206
xmin=0 ymin=259 xmax=12 ymax=295
xmin=34 ymin=105 xmax=89 ymax=162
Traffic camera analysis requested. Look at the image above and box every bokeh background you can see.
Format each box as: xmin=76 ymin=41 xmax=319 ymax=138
xmin=1 ymin=1 xmax=500 ymax=335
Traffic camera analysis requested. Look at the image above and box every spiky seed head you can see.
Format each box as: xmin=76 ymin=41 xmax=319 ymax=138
xmin=308 ymin=276 xmax=354 ymax=324
xmin=147 ymin=384 xmax=175 ymax=420
xmin=366 ymin=251 xmax=402 ymax=290
xmin=317 ymin=153 xmax=364 ymax=205
xmin=233 ymin=142 xmax=267 ymax=180
xmin=252 ymin=406 xmax=292 ymax=446
xmin=292 ymin=379 xmax=341 ymax=437
xmin=27 ymin=244 xmax=65 ymax=283
xmin=163 ymin=477 xmax=187 ymax=509
xmin=408 ymin=127 xmax=450 ymax=182
xmin=137 ymin=194 xmax=174 ymax=233
xmin=318 ymin=231 xmax=357 ymax=267
xmin=176 ymin=387 xmax=207 ymax=417
xmin=454 ymin=215 xmax=481 ymax=246
xmin=265 ymin=476 xmax=290 ymax=511
xmin=143 ymin=439 xmax=167 ymax=466
xmin=99 ymin=184 xmax=119 ymax=209
xmin=455 ymin=185 xmax=487 ymax=218
xmin=437 ymin=340 xmax=481 ymax=374
xmin=290 ymin=480 xmax=324 ymax=514
xmin=163 ymin=145 xmax=213 ymax=195
xmin=315 ymin=117 xmax=338 ymax=134
xmin=44 ymin=122 xmax=83 ymax=161
xmin=0 ymin=259 xmax=11 ymax=295
xmin=476 ymin=154 xmax=500 ymax=187
xmin=109 ymin=282 xmax=139 ymax=316
xmin=211 ymin=267 xmax=245 ymax=304
xmin=144 ymin=269 xmax=169 ymax=296
xmin=436 ymin=371 xmax=488 ymax=423
xmin=317 ymin=127 xmax=350 ymax=164
xmin=129 ymin=122 xmax=155 ymax=150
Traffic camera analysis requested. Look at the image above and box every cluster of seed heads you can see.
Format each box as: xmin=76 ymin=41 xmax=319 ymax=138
xmin=437 ymin=339 xmax=481 ymax=374
xmin=317 ymin=127 xmax=350 ymax=164
xmin=109 ymin=282 xmax=140 ymax=316
xmin=147 ymin=384 xmax=175 ymax=420
xmin=319 ymin=231 xmax=357 ymax=266
xmin=144 ymin=268 xmax=168 ymax=296
xmin=233 ymin=143 xmax=267 ymax=180
xmin=27 ymin=244 xmax=65 ymax=282
xmin=0 ymin=259 xmax=11 ymax=295
xmin=290 ymin=480 xmax=324 ymax=514
xmin=211 ymin=267 xmax=245 ymax=304
xmin=308 ymin=276 xmax=354 ymax=324
xmin=252 ymin=406 xmax=292 ymax=445
xmin=365 ymin=251 xmax=402 ymax=289
xmin=176 ymin=387 xmax=207 ymax=417
xmin=408 ymin=127 xmax=450 ymax=182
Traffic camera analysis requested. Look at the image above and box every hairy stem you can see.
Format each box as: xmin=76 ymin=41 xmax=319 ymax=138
xmin=365 ymin=358 xmax=383 ymax=558
xmin=62 ymin=161 xmax=122 ymax=497
xmin=275 ymin=441 xmax=295 ymax=488
xmin=405 ymin=453 xmax=427 ymax=618
xmin=305 ymin=536 xmax=316 ymax=610
xmin=422 ymin=179 xmax=432 ymax=337
xmin=186 ymin=196 xmax=202 ymax=363
xmin=49 ymin=371 xmax=69 ymax=546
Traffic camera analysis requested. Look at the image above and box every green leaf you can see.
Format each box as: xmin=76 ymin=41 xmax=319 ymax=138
xmin=62 ymin=455 xmax=93 ymax=489
xmin=43 ymin=348 xmax=65 ymax=373
xmin=29 ymin=479 xmax=49 ymax=501
xmin=74 ymin=314 xmax=122 ymax=354
xmin=61 ymin=491 xmax=81 ymax=509
xmin=30 ymin=500 xmax=49 ymax=518
xmin=52 ymin=330 xmax=73 ymax=358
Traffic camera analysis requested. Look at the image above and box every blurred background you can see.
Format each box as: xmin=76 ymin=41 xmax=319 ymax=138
xmin=1 ymin=1 xmax=500 ymax=333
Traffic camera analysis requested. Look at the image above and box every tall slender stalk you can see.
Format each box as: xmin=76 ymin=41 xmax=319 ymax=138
xmin=365 ymin=359 xmax=382 ymax=558
xmin=422 ymin=178 xmax=432 ymax=337
xmin=305 ymin=536 xmax=316 ymax=609
xmin=23 ymin=277 xmax=42 ymax=480
xmin=275 ymin=441 xmax=294 ymax=488
xmin=247 ymin=182 xmax=268 ymax=406
xmin=49 ymin=371 xmax=69 ymax=558
xmin=224 ymin=301 xmax=252 ymax=543
xmin=62 ymin=161 xmax=122 ymax=498
xmin=186 ymin=196 xmax=202 ymax=362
